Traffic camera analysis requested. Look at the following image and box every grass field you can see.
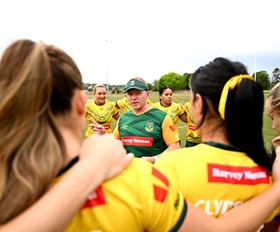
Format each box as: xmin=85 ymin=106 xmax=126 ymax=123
xmin=86 ymin=90 xmax=277 ymax=151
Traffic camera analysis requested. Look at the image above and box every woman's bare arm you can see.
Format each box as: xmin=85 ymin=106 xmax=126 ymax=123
xmin=0 ymin=135 xmax=133 ymax=232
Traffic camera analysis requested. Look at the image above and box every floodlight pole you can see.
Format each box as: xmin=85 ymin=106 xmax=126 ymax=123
xmin=104 ymin=40 xmax=112 ymax=93
xmin=254 ymin=51 xmax=257 ymax=81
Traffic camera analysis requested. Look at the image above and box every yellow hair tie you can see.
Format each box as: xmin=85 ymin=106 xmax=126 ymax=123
xmin=218 ymin=74 xmax=254 ymax=120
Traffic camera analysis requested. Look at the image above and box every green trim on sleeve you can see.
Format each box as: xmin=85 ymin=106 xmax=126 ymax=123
xmin=170 ymin=200 xmax=188 ymax=232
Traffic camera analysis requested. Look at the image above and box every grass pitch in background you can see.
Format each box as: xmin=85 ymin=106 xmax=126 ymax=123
xmin=86 ymin=90 xmax=277 ymax=152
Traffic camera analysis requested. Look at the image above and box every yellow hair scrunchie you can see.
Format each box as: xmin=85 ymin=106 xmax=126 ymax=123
xmin=218 ymin=74 xmax=254 ymax=120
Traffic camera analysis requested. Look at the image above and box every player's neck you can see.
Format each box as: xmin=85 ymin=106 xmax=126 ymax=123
xmin=94 ymin=100 xmax=105 ymax=106
xmin=56 ymin=119 xmax=83 ymax=164
xmin=160 ymin=102 xmax=171 ymax=107
xmin=200 ymin=118 xmax=230 ymax=145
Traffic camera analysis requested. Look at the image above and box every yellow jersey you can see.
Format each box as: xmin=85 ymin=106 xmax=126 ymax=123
xmin=153 ymin=101 xmax=185 ymax=134
xmin=184 ymin=101 xmax=201 ymax=144
xmin=115 ymin=97 xmax=153 ymax=113
xmin=85 ymin=100 xmax=119 ymax=137
xmin=155 ymin=142 xmax=279 ymax=223
xmin=54 ymin=158 xmax=187 ymax=232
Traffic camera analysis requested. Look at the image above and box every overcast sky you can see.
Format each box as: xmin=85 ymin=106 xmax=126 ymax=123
xmin=0 ymin=0 xmax=279 ymax=85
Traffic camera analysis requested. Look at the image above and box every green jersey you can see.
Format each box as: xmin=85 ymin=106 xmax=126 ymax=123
xmin=114 ymin=108 xmax=179 ymax=157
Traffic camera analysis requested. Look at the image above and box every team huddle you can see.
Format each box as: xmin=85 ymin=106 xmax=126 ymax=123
xmin=85 ymin=79 xmax=201 ymax=160
xmin=2 ymin=39 xmax=280 ymax=232
xmin=83 ymin=71 xmax=280 ymax=231
xmin=83 ymin=73 xmax=280 ymax=230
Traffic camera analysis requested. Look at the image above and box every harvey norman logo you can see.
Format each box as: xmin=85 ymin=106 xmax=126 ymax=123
xmin=208 ymin=163 xmax=270 ymax=185
xmin=121 ymin=136 xmax=153 ymax=146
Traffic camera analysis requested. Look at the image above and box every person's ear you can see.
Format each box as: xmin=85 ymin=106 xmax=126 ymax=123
xmin=194 ymin=93 xmax=203 ymax=115
xmin=76 ymin=90 xmax=86 ymax=116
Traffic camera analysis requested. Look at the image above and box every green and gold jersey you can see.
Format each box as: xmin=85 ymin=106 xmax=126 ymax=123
xmin=184 ymin=101 xmax=201 ymax=144
xmin=155 ymin=142 xmax=279 ymax=222
xmin=115 ymin=97 xmax=153 ymax=113
xmin=115 ymin=97 xmax=132 ymax=113
xmin=153 ymin=101 xmax=185 ymax=134
xmin=114 ymin=108 xmax=179 ymax=158
xmin=54 ymin=158 xmax=187 ymax=232
xmin=85 ymin=100 xmax=119 ymax=137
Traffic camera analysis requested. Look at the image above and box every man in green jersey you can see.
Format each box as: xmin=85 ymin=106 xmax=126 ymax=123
xmin=113 ymin=77 xmax=180 ymax=163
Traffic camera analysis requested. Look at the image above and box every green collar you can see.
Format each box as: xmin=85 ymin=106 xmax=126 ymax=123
xmin=202 ymin=141 xmax=241 ymax=152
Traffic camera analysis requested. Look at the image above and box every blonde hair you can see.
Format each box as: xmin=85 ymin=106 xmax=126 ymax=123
xmin=266 ymin=82 xmax=280 ymax=116
xmin=93 ymin=83 xmax=106 ymax=94
xmin=0 ymin=39 xmax=82 ymax=223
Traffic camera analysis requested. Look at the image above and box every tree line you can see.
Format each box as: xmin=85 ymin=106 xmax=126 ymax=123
xmin=83 ymin=68 xmax=280 ymax=93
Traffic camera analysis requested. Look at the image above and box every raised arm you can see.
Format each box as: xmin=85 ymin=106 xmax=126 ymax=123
xmin=0 ymin=135 xmax=133 ymax=232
